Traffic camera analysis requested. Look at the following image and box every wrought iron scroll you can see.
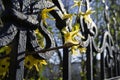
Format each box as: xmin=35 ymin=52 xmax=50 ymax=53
xmin=0 ymin=0 xmax=120 ymax=80
xmin=78 ymin=0 xmax=120 ymax=80
xmin=0 ymin=0 xmax=66 ymax=80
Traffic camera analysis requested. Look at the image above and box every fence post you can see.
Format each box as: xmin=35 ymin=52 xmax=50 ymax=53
xmin=101 ymin=52 xmax=105 ymax=80
xmin=9 ymin=30 xmax=27 ymax=80
xmin=86 ymin=37 xmax=93 ymax=80
xmin=63 ymin=47 xmax=71 ymax=80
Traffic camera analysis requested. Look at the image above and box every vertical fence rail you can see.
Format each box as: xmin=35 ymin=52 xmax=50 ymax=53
xmin=9 ymin=30 xmax=27 ymax=80
xmin=86 ymin=36 xmax=93 ymax=80
xmin=63 ymin=48 xmax=71 ymax=80
xmin=101 ymin=51 xmax=105 ymax=80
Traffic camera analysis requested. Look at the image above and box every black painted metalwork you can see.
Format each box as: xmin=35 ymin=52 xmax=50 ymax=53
xmin=0 ymin=0 xmax=67 ymax=80
xmin=78 ymin=0 xmax=120 ymax=80
xmin=0 ymin=0 xmax=120 ymax=80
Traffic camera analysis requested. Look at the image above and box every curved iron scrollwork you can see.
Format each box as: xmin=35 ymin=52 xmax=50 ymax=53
xmin=0 ymin=0 xmax=120 ymax=80
xmin=0 ymin=0 xmax=66 ymax=79
xmin=77 ymin=0 xmax=120 ymax=80
xmin=0 ymin=0 xmax=57 ymax=59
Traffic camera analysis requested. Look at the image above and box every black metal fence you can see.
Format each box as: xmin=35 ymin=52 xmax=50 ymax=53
xmin=0 ymin=0 xmax=120 ymax=80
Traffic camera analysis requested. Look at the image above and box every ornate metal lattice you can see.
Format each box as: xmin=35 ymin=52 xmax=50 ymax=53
xmin=0 ymin=0 xmax=120 ymax=80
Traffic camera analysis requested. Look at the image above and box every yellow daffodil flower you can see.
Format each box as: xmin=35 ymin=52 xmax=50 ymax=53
xmin=71 ymin=0 xmax=82 ymax=8
xmin=35 ymin=29 xmax=44 ymax=48
xmin=72 ymin=23 xmax=80 ymax=31
xmin=62 ymin=13 xmax=73 ymax=24
xmin=71 ymin=45 xmax=78 ymax=54
xmin=0 ymin=46 xmax=11 ymax=55
xmin=62 ymin=29 xmax=80 ymax=46
xmin=25 ymin=55 xmax=35 ymax=70
xmin=34 ymin=29 xmax=39 ymax=34
xmin=39 ymin=60 xmax=47 ymax=66
xmin=79 ymin=47 xmax=86 ymax=53
xmin=34 ymin=64 xmax=39 ymax=72
xmin=0 ymin=46 xmax=11 ymax=78
xmin=0 ymin=57 xmax=10 ymax=78
xmin=79 ymin=8 xmax=95 ymax=23
xmin=72 ymin=23 xmax=85 ymax=39
xmin=25 ymin=55 xmax=47 ymax=72
xmin=62 ymin=23 xmax=85 ymax=46
xmin=41 ymin=7 xmax=55 ymax=25
xmin=71 ymin=46 xmax=86 ymax=54
xmin=62 ymin=23 xmax=86 ymax=54
xmin=62 ymin=14 xmax=73 ymax=20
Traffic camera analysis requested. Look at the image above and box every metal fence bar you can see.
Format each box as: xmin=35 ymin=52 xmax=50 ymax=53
xmin=86 ymin=37 xmax=93 ymax=80
xmin=9 ymin=30 xmax=27 ymax=80
xmin=0 ymin=0 xmax=120 ymax=80
xmin=63 ymin=47 xmax=71 ymax=80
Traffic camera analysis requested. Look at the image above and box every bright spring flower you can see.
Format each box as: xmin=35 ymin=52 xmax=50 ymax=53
xmin=62 ymin=23 xmax=84 ymax=45
xmin=41 ymin=7 xmax=55 ymax=25
xmin=34 ymin=29 xmax=45 ymax=48
xmin=62 ymin=28 xmax=80 ymax=46
xmin=0 ymin=57 xmax=10 ymax=78
xmin=0 ymin=46 xmax=11 ymax=55
xmin=62 ymin=23 xmax=86 ymax=54
xmin=79 ymin=8 xmax=95 ymax=23
xmin=71 ymin=0 xmax=82 ymax=9
xmin=0 ymin=46 xmax=11 ymax=78
xmin=25 ymin=55 xmax=47 ymax=72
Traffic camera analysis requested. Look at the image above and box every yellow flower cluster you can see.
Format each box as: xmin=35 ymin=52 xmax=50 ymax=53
xmin=25 ymin=55 xmax=47 ymax=72
xmin=0 ymin=45 xmax=47 ymax=78
xmin=71 ymin=0 xmax=95 ymax=24
xmin=34 ymin=29 xmax=45 ymax=48
xmin=62 ymin=23 xmax=84 ymax=45
xmin=71 ymin=45 xmax=86 ymax=54
xmin=62 ymin=28 xmax=80 ymax=46
xmin=71 ymin=0 xmax=82 ymax=8
xmin=0 ymin=57 xmax=10 ymax=78
xmin=79 ymin=8 xmax=95 ymax=23
xmin=62 ymin=14 xmax=73 ymax=20
xmin=0 ymin=46 xmax=11 ymax=78
xmin=0 ymin=46 xmax=11 ymax=55
xmin=41 ymin=7 xmax=55 ymax=25
xmin=62 ymin=23 xmax=86 ymax=54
